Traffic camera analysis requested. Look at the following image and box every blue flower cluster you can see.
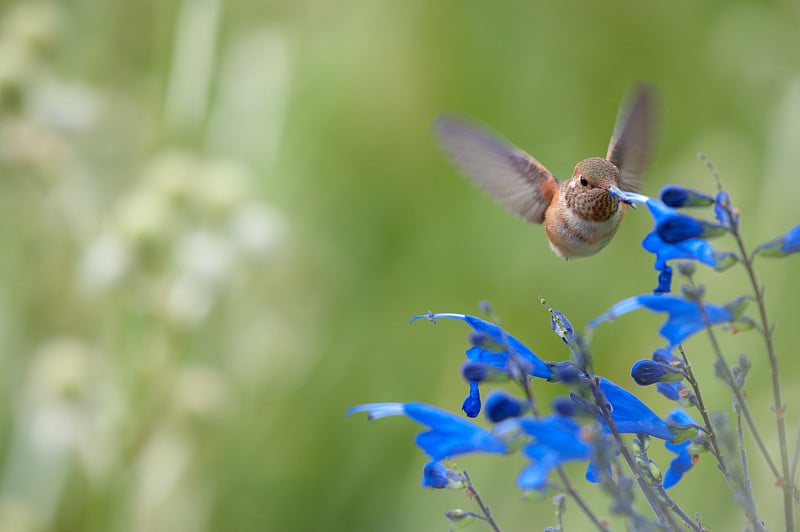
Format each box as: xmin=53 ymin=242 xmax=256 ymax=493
xmin=349 ymin=310 xmax=693 ymax=493
xmin=348 ymin=184 xmax=800 ymax=527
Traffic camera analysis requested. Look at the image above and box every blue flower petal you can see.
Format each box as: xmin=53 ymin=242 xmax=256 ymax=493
xmin=462 ymin=381 xmax=481 ymax=418
xmin=484 ymin=390 xmax=528 ymax=423
xmin=422 ymin=461 xmax=464 ymax=489
xmin=660 ymin=186 xmax=715 ymax=208
xmin=412 ymin=312 xmax=552 ymax=417
xmin=655 ymin=266 xmax=673 ymax=294
xmin=662 ymin=410 xmax=700 ymax=488
xmin=349 ymin=402 xmax=508 ymax=461
xmin=631 ymin=360 xmax=682 ymax=385
xmin=784 ymin=224 xmax=800 ymax=253
xmin=411 ymin=313 xmax=552 ymax=379
xmin=754 ymin=224 xmax=800 ymax=258
xmin=637 ymin=195 xmax=733 ymax=292
xmin=516 ymin=416 xmax=593 ymax=490
xmin=589 ymin=295 xmax=735 ymax=348
xmin=656 ymin=381 xmax=681 ymax=401
xmin=597 ymin=378 xmax=674 ymax=440
xmin=714 ymin=191 xmax=738 ymax=230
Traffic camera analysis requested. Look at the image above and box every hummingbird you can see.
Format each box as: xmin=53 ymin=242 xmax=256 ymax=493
xmin=434 ymin=85 xmax=655 ymax=259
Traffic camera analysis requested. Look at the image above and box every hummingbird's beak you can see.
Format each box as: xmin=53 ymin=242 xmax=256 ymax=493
xmin=607 ymin=185 xmax=632 ymax=207
xmin=608 ymin=186 xmax=650 ymax=208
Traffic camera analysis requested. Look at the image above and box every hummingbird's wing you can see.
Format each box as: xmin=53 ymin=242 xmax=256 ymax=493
xmin=606 ymin=84 xmax=656 ymax=193
xmin=434 ymin=115 xmax=558 ymax=224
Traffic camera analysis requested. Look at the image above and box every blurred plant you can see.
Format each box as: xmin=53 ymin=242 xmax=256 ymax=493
xmin=0 ymin=2 xmax=300 ymax=531
xmin=350 ymin=159 xmax=800 ymax=530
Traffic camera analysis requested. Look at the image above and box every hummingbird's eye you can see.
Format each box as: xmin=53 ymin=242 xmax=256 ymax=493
xmin=579 ymin=176 xmax=589 ymax=187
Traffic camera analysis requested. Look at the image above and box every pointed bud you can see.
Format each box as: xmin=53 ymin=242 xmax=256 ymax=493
xmin=647 ymin=459 xmax=663 ymax=483
xmin=422 ymin=461 xmax=465 ymax=489
xmin=728 ymin=317 xmax=756 ymax=333
xmin=723 ymin=296 xmax=750 ymax=321
xmin=714 ymin=191 xmax=739 ymax=230
xmin=444 ymin=509 xmax=478 ymax=529
xmin=548 ymin=361 xmax=582 ymax=384
xmin=712 ymin=251 xmax=738 ymax=271
xmin=659 ymin=186 xmax=715 ymax=208
xmin=484 ymin=390 xmax=529 ymax=423
xmin=550 ymin=310 xmax=575 ymax=344
xmin=667 ymin=421 xmax=699 ymax=444
xmin=461 ymin=361 xmax=509 ymax=383
xmin=676 ymin=261 xmax=696 ymax=278
xmin=631 ymin=359 xmax=683 ymax=386
xmin=656 ymin=214 xmax=726 ymax=244
xmin=754 ymin=224 xmax=800 ymax=258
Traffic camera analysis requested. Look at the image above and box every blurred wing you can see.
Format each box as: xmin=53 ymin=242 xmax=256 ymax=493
xmin=606 ymin=84 xmax=656 ymax=192
xmin=434 ymin=115 xmax=558 ymax=224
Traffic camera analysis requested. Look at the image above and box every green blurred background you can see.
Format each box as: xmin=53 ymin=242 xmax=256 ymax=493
xmin=1 ymin=0 xmax=799 ymax=530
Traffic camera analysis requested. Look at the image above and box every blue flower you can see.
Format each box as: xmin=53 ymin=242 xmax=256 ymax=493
xmin=655 ymin=265 xmax=673 ymax=294
xmin=656 ymin=213 xmax=726 ymax=244
xmin=516 ymin=415 xmax=593 ymax=490
xmin=588 ymin=294 xmax=736 ymax=348
xmin=627 ymin=196 xmax=737 ymax=293
xmin=662 ymin=410 xmax=701 ymax=488
xmin=714 ymin=191 xmax=739 ymax=230
xmin=631 ymin=349 xmax=684 ymax=385
xmin=656 ymin=381 xmax=697 ymax=407
xmin=462 ymin=381 xmax=481 ymax=418
xmin=411 ymin=312 xmax=552 ymax=417
xmin=550 ymin=310 xmax=575 ymax=345
xmin=630 ymin=359 xmax=684 ymax=385
xmin=754 ymin=223 xmax=800 ymax=258
xmin=422 ymin=461 xmax=465 ymax=489
xmin=461 ymin=361 xmax=509 ymax=383
xmin=484 ymin=390 xmax=529 ymax=423
xmin=347 ymin=402 xmax=508 ymax=461
xmin=659 ymin=186 xmax=715 ymax=208
xmin=595 ymin=377 xmax=674 ymax=440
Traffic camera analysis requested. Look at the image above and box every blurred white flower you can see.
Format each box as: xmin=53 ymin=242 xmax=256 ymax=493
xmin=116 ymin=188 xmax=172 ymax=242
xmin=26 ymin=337 xmax=91 ymax=403
xmin=164 ymin=276 xmax=214 ymax=326
xmin=133 ymin=427 xmax=193 ymax=531
xmin=29 ymin=82 xmax=101 ymax=132
xmin=79 ymin=232 xmax=131 ymax=291
xmin=228 ymin=202 xmax=288 ymax=258
xmin=174 ymin=229 xmax=236 ymax=285
xmin=143 ymin=150 xmax=198 ymax=203
xmin=192 ymin=159 xmax=251 ymax=215
xmin=172 ymin=364 xmax=228 ymax=419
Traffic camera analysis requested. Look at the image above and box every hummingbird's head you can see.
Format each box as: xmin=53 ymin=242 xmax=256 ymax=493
xmin=570 ymin=157 xmax=620 ymax=190
xmin=564 ymin=158 xmax=624 ymax=222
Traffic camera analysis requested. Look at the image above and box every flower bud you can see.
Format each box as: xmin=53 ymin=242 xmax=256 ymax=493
xmin=631 ymin=359 xmax=683 ymax=386
xmin=422 ymin=461 xmax=465 ymax=489
xmin=656 ymin=214 xmax=726 ymax=244
xmin=461 ymin=361 xmax=509 ymax=383
xmin=659 ymin=186 xmax=715 ymax=208
xmin=485 ymin=390 xmax=529 ymax=423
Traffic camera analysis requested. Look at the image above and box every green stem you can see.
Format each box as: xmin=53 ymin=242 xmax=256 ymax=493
xmin=701 ymin=152 xmax=794 ymax=530
xmin=589 ymin=380 xmax=684 ymax=530
xmin=462 ymin=471 xmax=501 ymax=532
xmin=738 ymin=234 xmax=794 ymax=532
xmin=490 ymin=305 xmax=609 ymax=532
xmin=677 ymin=344 xmax=729 ymax=474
